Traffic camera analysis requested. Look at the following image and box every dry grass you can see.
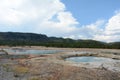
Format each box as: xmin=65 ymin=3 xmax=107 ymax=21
xmin=13 ymin=65 xmax=29 ymax=74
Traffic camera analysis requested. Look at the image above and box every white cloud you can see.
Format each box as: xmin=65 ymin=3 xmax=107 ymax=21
xmin=0 ymin=0 xmax=78 ymax=36
xmin=37 ymin=12 xmax=78 ymax=36
xmin=0 ymin=0 xmax=120 ymax=42
xmin=105 ymin=13 xmax=120 ymax=35
xmin=94 ymin=12 xmax=120 ymax=42
xmin=64 ymin=20 xmax=105 ymax=40
xmin=64 ymin=12 xmax=120 ymax=42
xmin=0 ymin=0 xmax=26 ymax=25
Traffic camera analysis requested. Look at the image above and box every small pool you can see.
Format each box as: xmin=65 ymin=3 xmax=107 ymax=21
xmin=4 ymin=48 xmax=63 ymax=55
xmin=66 ymin=56 xmax=118 ymax=63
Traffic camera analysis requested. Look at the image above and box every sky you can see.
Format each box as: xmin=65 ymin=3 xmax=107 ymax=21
xmin=0 ymin=0 xmax=120 ymax=42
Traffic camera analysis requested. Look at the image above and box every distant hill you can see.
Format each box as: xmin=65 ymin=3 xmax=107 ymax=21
xmin=0 ymin=32 xmax=119 ymax=49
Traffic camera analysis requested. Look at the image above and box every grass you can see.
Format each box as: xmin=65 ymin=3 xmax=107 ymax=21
xmin=13 ymin=65 xmax=29 ymax=74
xmin=0 ymin=64 xmax=11 ymax=72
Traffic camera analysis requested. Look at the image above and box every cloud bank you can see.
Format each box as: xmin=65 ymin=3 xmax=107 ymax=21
xmin=0 ymin=0 xmax=120 ymax=42
xmin=93 ymin=12 xmax=120 ymax=42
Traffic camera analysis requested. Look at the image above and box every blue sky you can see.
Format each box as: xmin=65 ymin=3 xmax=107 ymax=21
xmin=62 ymin=0 xmax=120 ymax=25
xmin=0 ymin=0 xmax=120 ymax=42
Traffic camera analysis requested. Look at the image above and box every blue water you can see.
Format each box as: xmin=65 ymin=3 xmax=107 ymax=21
xmin=4 ymin=49 xmax=63 ymax=55
xmin=66 ymin=56 xmax=114 ymax=63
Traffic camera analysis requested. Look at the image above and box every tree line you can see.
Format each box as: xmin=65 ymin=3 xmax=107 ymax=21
xmin=0 ymin=32 xmax=119 ymax=49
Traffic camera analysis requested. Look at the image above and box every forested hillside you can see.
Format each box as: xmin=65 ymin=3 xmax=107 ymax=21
xmin=0 ymin=32 xmax=119 ymax=49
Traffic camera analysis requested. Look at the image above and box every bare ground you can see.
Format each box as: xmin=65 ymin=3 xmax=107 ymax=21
xmin=0 ymin=46 xmax=120 ymax=80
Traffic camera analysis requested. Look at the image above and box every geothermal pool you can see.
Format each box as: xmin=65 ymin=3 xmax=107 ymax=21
xmin=4 ymin=48 xmax=63 ymax=55
xmin=66 ymin=56 xmax=119 ymax=63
